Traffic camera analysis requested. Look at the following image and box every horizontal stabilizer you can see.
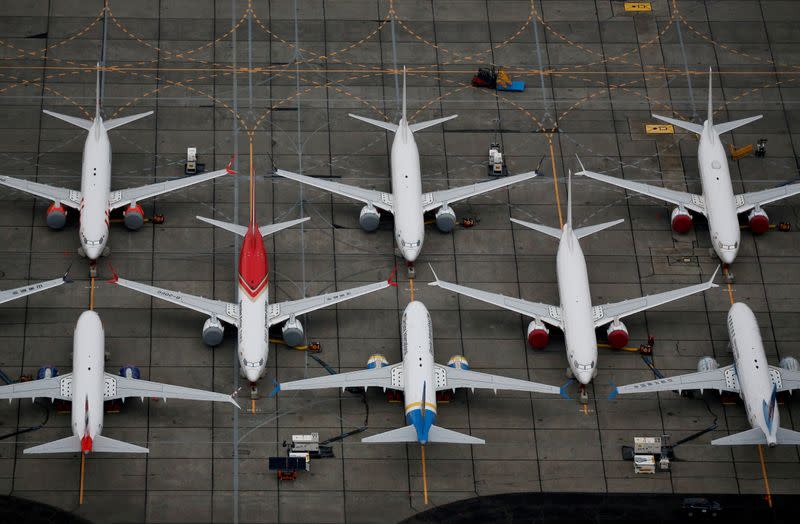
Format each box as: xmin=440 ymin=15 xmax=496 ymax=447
xmin=196 ymin=215 xmax=247 ymax=236
xmin=362 ymin=425 xmax=418 ymax=443
xmin=652 ymin=114 xmax=704 ymax=134
xmin=259 ymin=217 xmax=311 ymax=237
xmin=408 ymin=114 xmax=458 ymax=133
xmin=573 ymin=218 xmax=625 ymax=240
xmin=42 ymin=110 xmax=93 ymax=131
xmin=24 ymin=435 xmax=82 ymax=454
xmin=91 ymin=435 xmax=149 ymax=453
xmin=714 ymin=115 xmax=763 ymax=136
xmin=776 ymin=427 xmax=800 ymax=445
xmin=427 ymin=425 xmax=485 ymax=445
xmin=103 ymin=111 xmax=153 ymax=131
xmin=348 ymin=113 xmax=399 ymax=132
xmin=711 ymin=427 xmax=766 ymax=446
xmin=510 ymin=217 xmax=562 ymax=239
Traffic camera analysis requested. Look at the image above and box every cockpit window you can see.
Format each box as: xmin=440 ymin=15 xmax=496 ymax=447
xmin=574 ymin=360 xmax=595 ymax=371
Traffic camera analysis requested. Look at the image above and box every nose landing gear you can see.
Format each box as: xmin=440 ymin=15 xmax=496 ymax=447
xmin=407 ymin=261 xmax=416 ymax=279
xmin=578 ymin=384 xmax=588 ymax=405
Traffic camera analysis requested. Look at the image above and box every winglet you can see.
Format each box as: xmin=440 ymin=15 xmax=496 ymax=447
xmin=560 ymin=380 xmax=572 ymax=400
xmin=709 ymin=264 xmax=721 ymax=288
xmin=388 ymin=264 xmax=398 ymax=287
xmin=62 ymin=263 xmax=74 ymax=284
xmin=574 ymin=154 xmax=586 ymax=174
xmin=106 ymin=262 xmax=119 ymax=284
xmin=427 ymin=263 xmax=440 ymax=285
xmin=607 ymin=383 xmax=619 ymax=401
xmin=226 ymin=155 xmax=237 ymax=175
xmin=269 ymin=380 xmax=281 ymax=398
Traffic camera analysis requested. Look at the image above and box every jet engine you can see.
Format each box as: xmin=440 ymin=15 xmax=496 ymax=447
xmin=526 ymin=319 xmax=550 ymax=349
xmin=748 ymin=207 xmax=769 ymax=235
xmin=282 ymin=316 xmax=304 ymax=347
xmin=359 ymin=204 xmax=380 ymax=232
xmin=367 ymin=354 xmax=389 ymax=369
xmin=123 ymin=204 xmax=145 ymax=230
xmin=435 ymin=205 xmax=457 ymax=233
xmin=697 ymin=356 xmax=719 ymax=372
xmin=118 ymin=366 xmax=141 ymax=379
xmin=46 ymin=202 xmax=67 ymax=230
xmin=671 ymin=206 xmax=693 ymax=234
xmin=606 ymin=320 xmax=629 ymax=349
xmin=447 ymin=355 xmax=470 ymax=370
xmin=780 ymin=356 xmax=799 ymax=372
xmin=37 ymin=366 xmax=58 ymax=380
xmin=202 ymin=317 xmax=225 ymax=346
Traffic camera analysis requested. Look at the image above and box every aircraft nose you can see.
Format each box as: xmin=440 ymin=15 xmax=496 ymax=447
xmin=403 ymin=247 xmax=420 ymax=262
xmin=719 ymin=249 xmax=736 ymax=265
xmin=84 ymin=245 xmax=102 ymax=260
xmin=244 ymin=367 xmax=263 ymax=383
xmin=575 ymin=370 xmax=593 ymax=385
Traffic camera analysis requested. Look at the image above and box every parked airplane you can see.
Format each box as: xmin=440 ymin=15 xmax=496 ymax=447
xmin=275 ymin=67 xmax=538 ymax=264
xmin=430 ymin=172 xmax=719 ymax=402
xmin=577 ymin=69 xmax=800 ymax=265
xmin=0 ymin=63 xmax=231 ymax=265
xmin=277 ymin=300 xmax=564 ymax=445
xmin=0 ymin=310 xmax=237 ymax=454
xmin=112 ymin=153 xmax=392 ymax=386
xmin=611 ymin=302 xmax=800 ymax=446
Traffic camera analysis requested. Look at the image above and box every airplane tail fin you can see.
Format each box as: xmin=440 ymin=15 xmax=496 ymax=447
xmin=42 ymin=110 xmax=93 ymax=131
xmin=711 ymin=427 xmax=767 ymax=446
xmin=408 ymin=114 xmax=458 ymax=133
xmin=24 ymin=435 xmax=82 ymax=454
xmin=103 ymin=111 xmax=153 ymax=131
xmin=348 ymin=113 xmax=399 ymax=133
xmin=651 ymin=114 xmax=704 ymax=134
xmin=572 ymin=219 xmax=625 ymax=240
xmin=566 ymin=169 xmax=573 ymax=227
xmin=361 ymin=425 xmax=419 ymax=443
xmin=196 ymin=215 xmax=310 ymax=238
xmin=427 ymin=425 xmax=485 ymax=445
xmin=23 ymin=434 xmax=149 ymax=454
xmin=764 ymin=384 xmax=778 ymax=432
xmin=775 ymin=427 xmax=800 ymax=445
xmin=707 ymin=66 xmax=713 ymax=128
xmin=713 ymin=115 xmax=763 ymax=135
xmin=91 ymin=435 xmax=149 ymax=453
xmin=402 ymin=65 xmax=407 ymax=122
xmin=510 ymin=217 xmax=562 ymax=239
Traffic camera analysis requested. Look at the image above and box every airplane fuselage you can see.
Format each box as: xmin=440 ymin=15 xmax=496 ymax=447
xmin=401 ymin=301 xmax=437 ymax=443
xmin=728 ymin=302 xmax=778 ymax=445
xmin=390 ymin=119 xmax=425 ymax=262
xmin=237 ymin=223 xmax=270 ymax=382
xmin=70 ymin=310 xmax=106 ymax=451
xmin=556 ymin=226 xmax=598 ymax=385
xmin=697 ymin=123 xmax=741 ymax=264
xmin=79 ymin=118 xmax=112 ymax=260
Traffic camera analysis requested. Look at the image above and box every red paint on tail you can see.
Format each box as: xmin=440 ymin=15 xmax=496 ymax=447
xmin=238 ymin=222 xmax=269 ymax=298
xmin=81 ymin=435 xmax=93 ymax=454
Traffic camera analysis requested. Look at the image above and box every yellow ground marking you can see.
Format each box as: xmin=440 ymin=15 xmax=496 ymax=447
xmin=89 ymin=277 xmax=95 ymax=311
xmin=757 ymin=444 xmax=773 ymax=508
xmin=548 ymin=136 xmax=564 ymax=228
xmin=646 ymin=124 xmax=674 ymax=134
xmin=79 ymin=453 xmax=86 ymax=505
xmin=624 ymin=2 xmax=652 ymax=12
xmin=409 ymin=278 xmax=415 ymax=302
xmin=421 ymin=444 xmax=429 ymax=505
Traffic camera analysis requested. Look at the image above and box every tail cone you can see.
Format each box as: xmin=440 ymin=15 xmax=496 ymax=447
xmin=81 ymin=435 xmax=93 ymax=454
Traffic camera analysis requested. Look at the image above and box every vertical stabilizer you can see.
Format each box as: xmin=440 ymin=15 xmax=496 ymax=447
xmin=95 ymin=62 xmax=102 ymax=119
xmin=402 ymin=66 xmax=407 ymax=122
xmin=707 ymin=67 xmax=713 ymax=128
xmin=566 ymin=169 xmax=573 ymax=228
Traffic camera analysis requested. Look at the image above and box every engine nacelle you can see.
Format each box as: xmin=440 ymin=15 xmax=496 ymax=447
xmin=282 ymin=317 xmax=305 ymax=347
xmin=119 ymin=366 xmax=141 ymax=379
xmin=697 ymin=356 xmax=719 ymax=372
xmin=367 ymin=354 xmax=389 ymax=369
xmin=202 ymin=317 xmax=225 ymax=346
xmin=606 ymin=320 xmax=629 ymax=349
xmin=123 ymin=204 xmax=145 ymax=231
xmin=435 ymin=205 xmax=457 ymax=233
xmin=526 ymin=320 xmax=550 ymax=349
xmin=671 ymin=206 xmax=693 ymax=234
xmin=780 ymin=356 xmax=799 ymax=372
xmin=447 ymin=355 xmax=470 ymax=370
xmin=46 ymin=202 xmax=67 ymax=230
xmin=359 ymin=204 xmax=380 ymax=232
xmin=748 ymin=207 xmax=769 ymax=235
xmin=37 ymin=366 xmax=58 ymax=380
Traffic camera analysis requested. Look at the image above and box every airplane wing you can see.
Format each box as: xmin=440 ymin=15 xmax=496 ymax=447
xmin=576 ymin=168 xmax=705 ymax=215
xmin=104 ymin=373 xmax=239 ymax=407
xmin=267 ymin=280 xmax=390 ymax=327
xmin=592 ymin=268 xmax=719 ymax=328
xmin=275 ymin=169 xmax=393 ymax=213
xmin=421 ymin=171 xmax=538 ymax=212
xmin=0 ymin=175 xmax=81 ymax=209
xmin=735 ymin=183 xmax=800 ymax=214
xmin=614 ymin=364 xmax=739 ymax=396
xmin=113 ymin=277 xmax=239 ymax=326
xmin=108 ymin=167 xmax=230 ymax=211
xmin=0 ymin=276 xmax=68 ymax=305
xmin=278 ymin=364 xmax=402 ymax=392
xmin=429 ymin=277 xmax=562 ymax=329
xmin=436 ymin=365 xmax=561 ymax=395
xmin=0 ymin=373 xmax=72 ymax=401
xmin=771 ymin=366 xmax=800 ymax=392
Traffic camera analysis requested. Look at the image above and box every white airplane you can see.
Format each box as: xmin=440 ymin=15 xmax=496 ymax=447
xmin=429 ymin=172 xmax=719 ymax=402
xmin=611 ymin=302 xmax=800 ymax=446
xmin=0 ymin=63 xmax=231 ymax=263
xmin=111 ymin=158 xmax=392 ymax=385
xmin=0 ymin=310 xmax=237 ymax=454
xmin=277 ymin=300 xmax=564 ymax=445
xmin=577 ymin=69 xmax=800 ymax=265
xmin=275 ymin=67 xmax=538 ymax=264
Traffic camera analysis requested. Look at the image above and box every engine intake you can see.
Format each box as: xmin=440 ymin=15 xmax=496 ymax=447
xmin=748 ymin=207 xmax=769 ymax=235
xmin=447 ymin=355 xmax=470 ymax=370
xmin=37 ymin=366 xmax=58 ymax=380
xmin=46 ymin=202 xmax=67 ymax=230
xmin=697 ymin=356 xmax=719 ymax=372
xmin=780 ymin=356 xmax=799 ymax=372
xmin=359 ymin=204 xmax=380 ymax=232
xmin=526 ymin=320 xmax=550 ymax=349
xmin=435 ymin=205 xmax=457 ymax=233
xmin=202 ymin=317 xmax=225 ymax=346
xmin=367 ymin=354 xmax=389 ymax=369
xmin=282 ymin=316 xmax=304 ymax=347
xmin=119 ymin=366 xmax=141 ymax=379
xmin=606 ymin=320 xmax=629 ymax=349
xmin=124 ymin=204 xmax=145 ymax=230
xmin=671 ymin=206 xmax=693 ymax=234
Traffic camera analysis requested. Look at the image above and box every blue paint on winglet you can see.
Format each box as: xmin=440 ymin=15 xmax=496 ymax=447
xmin=559 ymin=380 xmax=572 ymax=400
xmin=269 ymin=381 xmax=281 ymax=398
xmin=607 ymin=383 xmax=619 ymax=401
